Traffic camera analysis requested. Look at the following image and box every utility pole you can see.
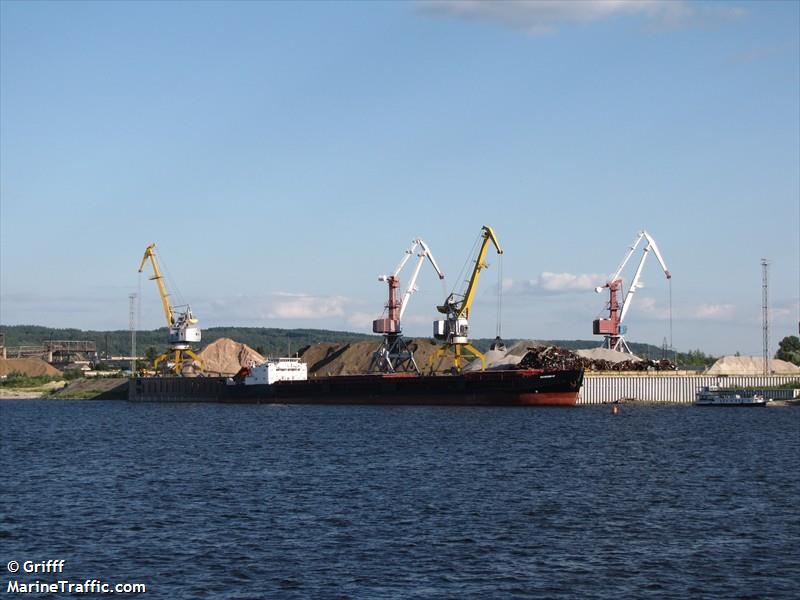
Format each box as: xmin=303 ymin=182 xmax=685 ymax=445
xmin=761 ymin=259 xmax=770 ymax=375
xmin=129 ymin=293 xmax=137 ymax=376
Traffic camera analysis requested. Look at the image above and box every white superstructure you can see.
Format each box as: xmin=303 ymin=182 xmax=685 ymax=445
xmin=244 ymin=357 xmax=308 ymax=385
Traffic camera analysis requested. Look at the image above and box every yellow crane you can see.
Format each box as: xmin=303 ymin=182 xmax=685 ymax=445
xmin=429 ymin=225 xmax=503 ymax=372
xmin=138 ymin=243 xmax=203 ymax=374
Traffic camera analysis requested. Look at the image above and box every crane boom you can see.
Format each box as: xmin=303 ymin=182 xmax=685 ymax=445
xmin=138 ymin=243 xmax=174 ymax=326
xmin=641 ymin=231 xmax=671 ymax=279
xmin=618 ymin=247 xmax=650 ymax=324
xmin=398 ymin=239 xmax=444 ymax=321
xmin=618 ymin=232 xmax=672 ymax=324
xmin=457 ymin=226 xmax=503 ymax=319
xmin=390 ymin=241 xmax=418 ymax=278
xmin=608 ymin=231 xmax=671 ymax=284
xmin=608 ymin=232 xmax=645 ymax=284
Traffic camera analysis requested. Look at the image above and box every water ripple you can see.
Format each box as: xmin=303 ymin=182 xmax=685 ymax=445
xmin=1 ymin=401 xmax=799 ymax=598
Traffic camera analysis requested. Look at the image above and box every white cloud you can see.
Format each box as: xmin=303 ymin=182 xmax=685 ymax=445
xmin=346 ymin=311 xmax=377 ymax=329
xmin=198 ymin=292 xmax=353 ymax=325
xmin=507 ymin=272 xmax=607 ymax=295
xmin=636 ymin=296 xmax=737 ymax=321
xmin=688 ymin=303 xmax=736 ymax=321
xmin=418 ymin=0 xmax=745 ymax=34
xmin=403 ymin=313 xmax=433 ymax=325
xmin=539 ymin=271 xmax=607 ymax=292
xmin=267 ymin=293 xmax=348 ymax=320
xmin=770 ymin=301 xmax=799 ymax=326
xmin=635 ymin=296 xmax=665 ymax=318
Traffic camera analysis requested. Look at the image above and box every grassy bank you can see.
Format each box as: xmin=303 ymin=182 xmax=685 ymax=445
xmin=0 ymin=376 xmax=128 ymax=400
xmin=50 ymin=378 xmax=128 ymax=400
xmin=1 ymin=373 xmax=65 ymax=388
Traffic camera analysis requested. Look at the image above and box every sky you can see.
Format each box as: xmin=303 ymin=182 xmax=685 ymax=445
xmin=1 ymin=0 xmax=798 ymax=356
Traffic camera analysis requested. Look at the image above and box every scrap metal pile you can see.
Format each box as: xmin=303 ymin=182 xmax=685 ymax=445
xmin=516 ymin=346 xmax=677 ymax=372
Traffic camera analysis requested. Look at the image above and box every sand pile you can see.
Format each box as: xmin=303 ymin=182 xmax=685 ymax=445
xmin=198 ymin=338 xmax=266 ymax=376
xmin=299 ymin=338 xmax=457 ymax=375
xmin=303 ymin=341 xmax=377 ymax=376
xmin=575 ymin=348 xmax=640 ymax=363
xmin=0 ymin=358 xmax=62 ymax=378
xmin=705 ymin=356 xmax=800 ymax=375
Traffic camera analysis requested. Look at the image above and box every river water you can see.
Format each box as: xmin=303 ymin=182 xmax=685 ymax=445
xmin=2 ymin=400 xmax=798 ymax=598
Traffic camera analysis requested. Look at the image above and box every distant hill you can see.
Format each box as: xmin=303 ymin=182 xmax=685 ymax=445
xmin=1 ymin=324 xmax=672 ymax=362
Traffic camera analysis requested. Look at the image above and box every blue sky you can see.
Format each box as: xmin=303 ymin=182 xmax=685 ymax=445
xmin=1 ymin=0 xmax=798 ymax=356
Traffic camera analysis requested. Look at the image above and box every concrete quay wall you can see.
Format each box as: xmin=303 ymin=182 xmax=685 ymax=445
xmin=579 ymin=374 xmax=800 ymax=404
xmin=129 ymin=376 xmax=226 ymax=402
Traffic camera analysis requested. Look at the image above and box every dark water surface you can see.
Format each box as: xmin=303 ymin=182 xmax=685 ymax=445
xmin=2 ymin=400 xmax=799 ymax=599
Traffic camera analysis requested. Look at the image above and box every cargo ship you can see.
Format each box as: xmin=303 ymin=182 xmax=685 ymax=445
xmin=129 ymin=357 xmax=584 ymax=406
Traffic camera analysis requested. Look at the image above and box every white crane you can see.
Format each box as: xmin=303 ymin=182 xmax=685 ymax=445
xmin=593 ymin=230 xmax=671 ymax=353
xmin=369 ymin=238 xmax=444 ymax=374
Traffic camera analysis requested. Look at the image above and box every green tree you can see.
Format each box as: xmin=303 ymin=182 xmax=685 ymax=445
xmin=673 ymin=348 xmax=717 ymax=369
xmin=775 ymin=335 xmax=800 ymax=366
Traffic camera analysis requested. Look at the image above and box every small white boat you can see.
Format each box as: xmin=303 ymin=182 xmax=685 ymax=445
xmin=695 ymin=385 xmax=768 ymax=407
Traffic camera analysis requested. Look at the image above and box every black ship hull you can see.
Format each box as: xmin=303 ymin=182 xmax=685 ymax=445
xmin=129 ymin=369 xmax=584 ymax=406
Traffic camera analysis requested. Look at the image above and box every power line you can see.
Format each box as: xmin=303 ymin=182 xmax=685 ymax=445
xmin=761 ymin=258 xmax=770 ymax=375
xmin=129 ymin=293 xmax=137 ymax=376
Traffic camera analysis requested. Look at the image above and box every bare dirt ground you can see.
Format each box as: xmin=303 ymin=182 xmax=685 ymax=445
xmin=0 ymin=380 xmax=66 ymax=399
